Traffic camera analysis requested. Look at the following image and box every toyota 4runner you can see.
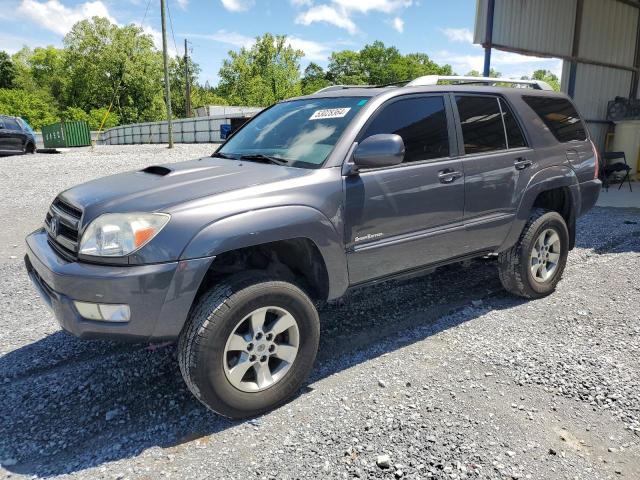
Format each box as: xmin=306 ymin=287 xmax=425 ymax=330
xmin=25 ymin=76 xmax=601 ymax=418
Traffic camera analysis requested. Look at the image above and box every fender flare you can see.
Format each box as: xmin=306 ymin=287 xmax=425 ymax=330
xmin=498 ymin=165 xmax=580 ymax=252
xmin=180 ymin=205 xmax=349 ymax=300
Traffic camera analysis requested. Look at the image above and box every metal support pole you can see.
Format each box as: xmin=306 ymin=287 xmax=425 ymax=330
xmin=483 ymin=0 xmax=495 ymax=77
xmin=160 ymin=0 xmax=174 ymax=148
xmin=567 ymin=0 xmax=584 ymax=98
xmin=184 ymin=38 xmax=192 ymax=118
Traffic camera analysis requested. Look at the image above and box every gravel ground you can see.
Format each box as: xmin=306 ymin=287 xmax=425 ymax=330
xmin=0 ymin=145 xmax=639 ymax=479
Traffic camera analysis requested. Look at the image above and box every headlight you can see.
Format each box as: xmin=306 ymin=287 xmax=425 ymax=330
xmin=79 ymin=213 xmax=170 ymax=257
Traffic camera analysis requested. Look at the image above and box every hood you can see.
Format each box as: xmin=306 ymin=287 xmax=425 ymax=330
xmin=59 ymin=157 xmax=311 ymax=222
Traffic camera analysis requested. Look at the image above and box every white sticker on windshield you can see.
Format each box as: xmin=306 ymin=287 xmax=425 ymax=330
xmin=309 ymin=108 xmax=351 ymax=120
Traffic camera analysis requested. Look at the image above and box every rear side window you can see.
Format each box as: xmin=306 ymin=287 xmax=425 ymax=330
xmin=360 ymin=96 xmax=449 ymax=162
xmin=523 ymin=96 xmax=586 ymax=142
xmin=455 ymin=96 xmax=506 ymax=154
xmin=499 ymin=98 xmax=526 ymax=149
xmin=3 ymin=118 xmax=21 ymax=131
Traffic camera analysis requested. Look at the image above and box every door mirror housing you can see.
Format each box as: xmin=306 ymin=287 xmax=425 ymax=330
xmin=352 ymin=134 xmax=405 ymax=170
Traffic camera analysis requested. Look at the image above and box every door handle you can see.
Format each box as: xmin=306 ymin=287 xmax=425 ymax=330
xmin=438 ymin=169 xmax=462 ymax=183
xmin=514 ymin=158 xmax=532 ymax=170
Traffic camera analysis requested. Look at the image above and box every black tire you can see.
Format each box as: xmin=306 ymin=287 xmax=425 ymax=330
xmin=498 ymin=208 xmax=569 ymax=299
xmin=26 ymin=142 xmax=36 ymax=154
xmin=178 ymin=272 xmax=320 ymax=418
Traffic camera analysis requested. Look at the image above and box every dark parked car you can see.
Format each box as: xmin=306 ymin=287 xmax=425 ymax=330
xmin=0 ymin=115 xmax=36 ymax=155
xmin=25 ymin=76 xmax=601 ymax=418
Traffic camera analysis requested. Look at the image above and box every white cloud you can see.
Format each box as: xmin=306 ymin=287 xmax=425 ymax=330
xmin=287 ymin=36 xmax=332 ymax=62
xmin=391 ymin=17 xmax=404 ymax=33
xmin=441 ymin=27 xmax=473 ymax=44
xmin=187 ymin=31 xmax=332 ymax=63
xmin=17 ymin=0 xmax=116 ymax=36
xmin=294 ymin=0 xmax=412 ymax=34
xmin=290 ymin=0 xmax=312 ymax=5
xmin=189 ymin=30 xmax=255 ymax=48
xmin=176 ymin=0 xmax=189 ymax=9
xmin=295 ymin=5 xmax=358 ymax=34
xmin=434 ymin=48 xmax=563 ymax=80
xmin=220 ymin=0 xmax=254 ymax=12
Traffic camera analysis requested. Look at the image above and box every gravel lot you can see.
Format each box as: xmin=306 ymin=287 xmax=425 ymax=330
xmin=0 ymin=145 xmax=639 ymax=479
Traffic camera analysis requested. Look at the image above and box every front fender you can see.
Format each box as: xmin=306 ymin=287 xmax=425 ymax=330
xmin=498 ymin=165 xmax=580 ymax=252
xmin=180 ymin=205 xmax=349 ymax=300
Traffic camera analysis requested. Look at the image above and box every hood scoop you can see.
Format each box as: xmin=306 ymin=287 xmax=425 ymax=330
xmin=141 ymin=165 xmax=172 ymax=176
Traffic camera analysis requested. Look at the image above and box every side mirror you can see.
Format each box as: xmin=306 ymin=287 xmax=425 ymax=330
xmin=352 ymin=134 xmax=405 ymax=170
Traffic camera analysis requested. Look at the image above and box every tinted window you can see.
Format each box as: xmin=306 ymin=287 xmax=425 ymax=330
xmin=523 ymin=96 xmax=586 ymax=142
xmin=456 ymin=96 xmax=506 ymax=154
xmin=499 ymin=98 xmax=526 ymax=149
xmin=3 ymin=118 xmax=21 ymax=131
xmin=360 ymin=96 xmax=449 ymax=162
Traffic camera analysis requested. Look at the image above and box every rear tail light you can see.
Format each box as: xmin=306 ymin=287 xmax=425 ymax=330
xmin=589 ymin=139 xmax=599 ymax=179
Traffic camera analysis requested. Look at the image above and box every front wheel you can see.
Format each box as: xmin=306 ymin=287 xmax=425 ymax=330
xmin=498 ymin=209 xmax=569 ymax=298
xmin=178 ymin=272 xmax=320 ymax=418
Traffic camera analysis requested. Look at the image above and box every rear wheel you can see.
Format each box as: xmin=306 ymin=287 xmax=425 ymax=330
xmin=26 ymin=142 xmax=36 ymax=154
xmin=498 ymin=209 xmax=569 ymax=298
xmin=178 ymin=272 xmax=320 ymax=418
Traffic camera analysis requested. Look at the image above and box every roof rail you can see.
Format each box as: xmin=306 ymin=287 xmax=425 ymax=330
xmin=406 ymin=75 xmax=553 ymax=91
xmin=313 ymin=84 xmax=375 ymax=94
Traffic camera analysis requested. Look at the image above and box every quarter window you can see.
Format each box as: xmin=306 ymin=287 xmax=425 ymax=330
xmin=360 ymin=96 xmax=450 ymax=163
xmin=523 ymin=96 xmax=586 ymax=142
xmin=455 ymin=96 xmax=506 ymax=154
xmin=499 ymin=98 xmax=526 ymax=149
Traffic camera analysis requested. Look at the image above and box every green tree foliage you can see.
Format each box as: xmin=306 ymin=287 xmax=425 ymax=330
xmin=0 ymin=88 xmax=58 ymax=129
xmin=63 ymin=17 xmax=166 ymax=124
xmin=170 ymin=55 xmax=201 ymax=118
xmin=191 ymin=87 xmax=228 ymax=109
xmin=531 ymin=69 xmax=560 ymax=91
xmin=326 ymin=41 xmax=452 ymax=85
xmin=301 ymin=62 xmax=330 ymax=95
xmin=466 ymin=68 xmax=502 ymax=78
xmin=0 ymin=51 xmax=15 ymax=88
xmin=218 ymin=33 xmax=303 ymax=106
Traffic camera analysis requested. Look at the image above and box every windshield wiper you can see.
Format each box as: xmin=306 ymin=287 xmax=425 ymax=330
xmin=211 ymin=152 xmax=238 ymax=159
xmin=239 ymin=154 xmax=289 ymax=166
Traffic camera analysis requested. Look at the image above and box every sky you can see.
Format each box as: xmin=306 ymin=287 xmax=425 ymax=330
xmin=0 ymin=0 xmax=563 ymax=86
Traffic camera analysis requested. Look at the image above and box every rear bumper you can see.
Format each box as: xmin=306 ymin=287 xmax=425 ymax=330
xmin=578 ymin=179 xmax=602 ymax=216
xmin=25 ymin=228 xmax=213 ymax=342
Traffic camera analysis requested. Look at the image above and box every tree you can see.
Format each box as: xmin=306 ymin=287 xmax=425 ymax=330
xmin=0 ymin=51 xmax=15 ymax=88
xmin=529 ymin=69 xmax=560 ymax=91
xmin=170 ymin=55 xmax=201 ymax=118
xmin=63 ymin=17 xmax=166 ymax=124
xmin=218 ymin=33 xmax=303 ymax=106
xmin=327 ymin=41 xmax=453 ymax=86
xmin=0 ymin=88 xmax=58 ymax=130
xmin=301 ymin=62 xmax=330 ymax=95
xmin=466 ymin=68 xmax=501 ymax=78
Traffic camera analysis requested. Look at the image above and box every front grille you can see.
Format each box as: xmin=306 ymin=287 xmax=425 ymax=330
xmin=45 ymin=197 xmax=83 ymax=260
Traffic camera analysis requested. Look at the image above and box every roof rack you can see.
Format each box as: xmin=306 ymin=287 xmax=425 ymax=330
xmin=405 ymin=75 xmax=553 ymax=90
xmin=313 ymin=85 xmax=376 ymax=93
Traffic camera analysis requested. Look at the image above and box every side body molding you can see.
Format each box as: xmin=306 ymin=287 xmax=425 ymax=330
xmin=180 ymin=205 xmax=349 ymax=300
xmin=498 ymin=165 xmax=580 ymax=252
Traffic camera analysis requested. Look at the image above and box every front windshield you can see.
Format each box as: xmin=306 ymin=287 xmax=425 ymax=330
xmin=218 ymin=96 xmax=368 ymax=169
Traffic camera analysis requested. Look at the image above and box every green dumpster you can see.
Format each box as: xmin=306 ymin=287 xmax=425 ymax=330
xmin=42 ymin=121 xmax=91 ymax=148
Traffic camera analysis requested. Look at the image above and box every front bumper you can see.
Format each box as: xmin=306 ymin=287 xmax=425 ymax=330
xmin=25 ymin=228 xmax=213 ymax=342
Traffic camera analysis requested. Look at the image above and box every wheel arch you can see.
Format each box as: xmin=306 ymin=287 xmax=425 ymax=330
xmin=180 ymin=206 xmax=348 ymax=301
xmin=499 ymin=166 xmax=580 ymax=252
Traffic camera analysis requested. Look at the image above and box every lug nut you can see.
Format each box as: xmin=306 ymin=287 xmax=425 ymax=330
xmin=260 ymin=355 xmax=267 ymax=362
xmin=268 ymin=345 xmax=275 ymax=353
xmin=266 ymin=332 xmax=274 ymax=341
xmin=255 ymin=332 xmax=263 ymax=340
xmin=247 ymin=343 xmax=254 ymax=351
xmin=249 ymin=354 xmax=256 ymax=362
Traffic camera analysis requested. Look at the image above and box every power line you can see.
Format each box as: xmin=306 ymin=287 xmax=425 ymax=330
xmin=166 ymin=0 xmax=179 ymax=59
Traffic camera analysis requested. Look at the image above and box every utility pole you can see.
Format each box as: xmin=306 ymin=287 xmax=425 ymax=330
xmin=184 ymin=38 xmax=192 ymax=118
xmin=160 ymin=0 xmax=174 ymax=148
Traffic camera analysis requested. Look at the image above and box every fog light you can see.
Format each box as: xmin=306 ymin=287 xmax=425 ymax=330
xmin=74 ymin=301 xmax=130 ymax=322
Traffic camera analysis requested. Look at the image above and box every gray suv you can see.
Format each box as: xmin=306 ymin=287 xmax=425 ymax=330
xmin=24 ymin=77 xmax=601 ymax=418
